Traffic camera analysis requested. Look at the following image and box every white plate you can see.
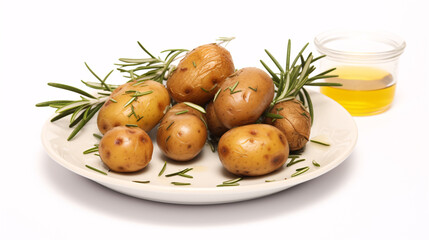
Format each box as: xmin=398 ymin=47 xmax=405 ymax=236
xmin=41 ymin=90 xmax=358 ymax=205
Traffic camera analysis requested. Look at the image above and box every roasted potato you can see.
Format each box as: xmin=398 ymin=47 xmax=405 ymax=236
xmin=98 ymin=126 xmax=153 ymax=172
xmin=218 ymin=124 xmax=289 ymax=176
xmin=167 ymin=43 xmax=235 ymax=105
xmin=264 ymin=99 xmax=311 ymax=151
xmin=205 ymin=102 xmax=228 ymax=137
xmin=157 ymin=103 xmax=208 ymax=161
xmin=97 ymin=80 xmax=170 ymax=134
xmin=213 ymin=67 xmax=274 ymax=129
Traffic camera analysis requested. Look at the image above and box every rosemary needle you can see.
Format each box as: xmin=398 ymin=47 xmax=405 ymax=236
xmin=158 ymin=161 xmax=167 ymax=176
xmin=171 ymin=182 xmax=191 ymax=186
xmin=133 ymin=180 xmax=150 ymax=184
xmin=85 ymin=165 xmax=107 ymax=175
xmin=310 ymin=139 xmax=331 ymax=146
xmin=291 ymin=166 xmax=309 ymax=177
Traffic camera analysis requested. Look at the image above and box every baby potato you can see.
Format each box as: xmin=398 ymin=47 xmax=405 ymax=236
xmin=218 ymin=124 xmax=289 ymax=176
xmin=157 ymin=103 xmax=208 ymax=161
xmin=264 ymin=99 xmax=311 ymax=151
xmin=167 ymin=43 xmax=235 ymax=105
xmin=213 ymin=67 xmax=274 ymax=129
xmin=99 ymin=126 xmax=153 ymax=172
xmin=97 ymin=80 xmax=170 ymax=134
xmin=205 ymin=102 xmax=228 ymax=137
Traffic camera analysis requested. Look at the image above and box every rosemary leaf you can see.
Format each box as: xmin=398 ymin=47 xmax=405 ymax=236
xmin=158 ymin=161 xmax=167 ymax=176
xmin=85 ymin=165 xmax=107 ymax=175
xmin=310 ymin=139 xmax=331 ymax=146
xmin=184 ymin=102 xmax=206 ymax=114
xmin=48 ymin=82 xmax=96 ymax=99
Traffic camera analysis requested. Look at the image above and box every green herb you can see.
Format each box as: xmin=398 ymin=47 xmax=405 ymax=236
xmin=166 ymin=121 xmax=174 ymax=130
xmin=312 ymin=160 xmax=320 ymax=167
xmin=291 ymin=166 xmax=309 ymax=177
xmin=123 ymin=96 xmax=136 ymax=108
xmin=109 ymin=98 xmax=117 ymax=103
xmin=175 ymin=110 xmax=189 ymax=115
xmin=265 ymin=180 xmax=276 ymax=182
xmin=192 ymin=61 xmax=197 ymax=68
xmin=36 ymin=64 xmax=115 ymax=141
xmin=260 ymin=40 xmax=340 ymax=124
xmin=213 ymin=88 xmax=221 ymax=102
xmin=288 ymin=154 xmax=301 ymax=158
xmin=158 ymin=161 xmax=167 ymax=176
xmin=216 ymin=183 xmax=239 ymax=187
xmin=286 ymin=158 xmax=306 ymax=167
xmin=229 ymin=81 xmax=239 ymax=93
xmin=93 ymin=133 xmax=103 ymax=139
xmin=83 ymin=145 xmax=98 ymax=154
xmin=116 ymin=42 xmax=188 ymax=83
xmin=166 ymin=135 xmax=171 ymax=142
xmin=132 ymin=90 xmax=153 ymax=97
xmin=184 ymin=102 xmax=206 ymax=114
xmin=217 ymin=177 xmax=243 ymax=187
xmin=85 ymin=165 xmax=107 ymax=175
xmin=133 ymin=180 xmax=150 ymax=184
xmin=165 ymin=168 xmax=193 ymax=177
xmin=126 ymin=124 xmax=139 ymax=127
xmin=201 ymin=84 xmax=218 ymax=93
xmin=248 ymin=86 xmax=258 ymax=92
xmin=310 ymin=139 xmax=331 ymax=146
xmin=171 ymin=182 xmax=191 ymax=186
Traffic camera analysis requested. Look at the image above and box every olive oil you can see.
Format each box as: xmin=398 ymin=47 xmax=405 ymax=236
xmin=321 ymin=66 xmax=396 ymax=116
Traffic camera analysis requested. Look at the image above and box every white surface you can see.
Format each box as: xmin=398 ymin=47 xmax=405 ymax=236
xmin=1 ymin=0 xmax=428 ymax=239
xmin=41 ymin=91 xmax=357 ymax=204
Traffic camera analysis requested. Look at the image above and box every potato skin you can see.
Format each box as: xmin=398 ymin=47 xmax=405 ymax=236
xmin=218 ymin=124 xmax=289 ymax=176
xmin=264 ymin=99 xmax=311 ymax=151
xmin=213 ymin=67 xmax=274 ymax=129
xmin=99 ymin=126 xmax=153 ymax=172
xmin=156 ymin=103 xmax=208 ymax=161
xmin=167 ymin=43 xmax=235 ymax=105
xmin=97 ymin=80 xmax=170 ymax=134
xmin=205 ymin=102 xmax=228 ymax=137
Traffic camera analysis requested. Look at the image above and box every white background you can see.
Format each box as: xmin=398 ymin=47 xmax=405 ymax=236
xmin=1 ymin=0 xmax=428 ymax=239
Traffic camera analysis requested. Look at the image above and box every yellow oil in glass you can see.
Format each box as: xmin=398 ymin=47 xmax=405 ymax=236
xmin=320 ymin=66 xmax=396 ymax=116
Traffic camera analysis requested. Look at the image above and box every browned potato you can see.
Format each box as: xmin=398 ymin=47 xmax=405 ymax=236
xmin=213 ymin=67 xmax=274 ymax=129
xmin=97 ymin=80 xmax=170 ymax=134
xmin=264 ymin=99 xmax=311 ymax=151
xmin=167 ymin=43 xmax=235 ymax=105
xmin=99 ymin=126 xmax=153 ymax=172
xmin=218 ymin=124 xmax=289 ymax=176
xmin=156 ymin=103 xmax=208 ymax=161
xmin=205 ymin=102 xmax=228 ymax=137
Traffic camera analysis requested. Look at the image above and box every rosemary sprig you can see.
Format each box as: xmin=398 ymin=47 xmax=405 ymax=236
xmin=36 ymin=63 xmax=115 ymax=141
xmin=261 ymin=40 xmax=341 ymax=123
xmin=116 ymin=41 xmax=188 ymax=83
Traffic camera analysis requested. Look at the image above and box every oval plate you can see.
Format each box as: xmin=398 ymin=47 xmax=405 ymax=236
xmin=41 ymin=90 xmax=358 ymax=205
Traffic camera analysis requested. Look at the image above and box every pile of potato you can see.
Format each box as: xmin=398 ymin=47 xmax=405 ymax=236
xmin=97 ymin=43 xmax=311 ymax=176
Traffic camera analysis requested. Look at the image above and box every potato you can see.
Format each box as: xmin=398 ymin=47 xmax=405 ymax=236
xmin=97 ymin=80 xmax=170 ymax=134
xmin=264 ymin=99 xmax=311 ymax=151
xmin=157 ymin=103 xmax=208 ymax=161
xmin=98 ymin=126 xmax=153 ymax=172
xmin=213 ymin=67 xmax=274 ymax=129
xmin=205 ymin=102 xmax=228 ymax=137
xmin=218 ymin=124 xmax=289 ymax=176
xmin=167 ymin=43 xmax=235 ymax=105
